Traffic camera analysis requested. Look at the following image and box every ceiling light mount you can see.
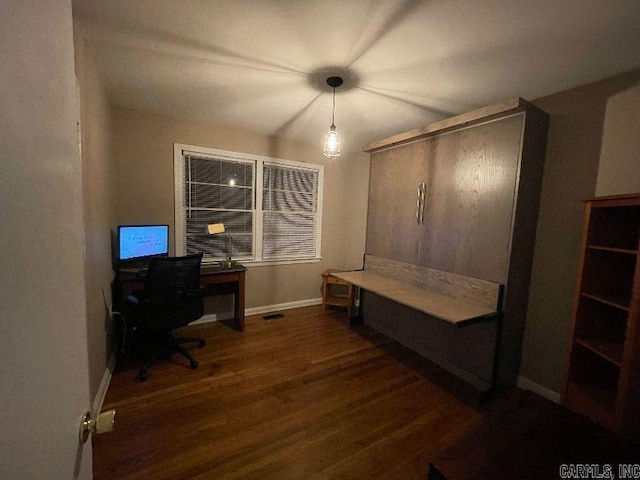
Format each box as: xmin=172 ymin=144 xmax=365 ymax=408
xmin=326 ymin=76 xmax=344 ymax=89
xmin=308 ymin=67 xmax=359 ymax=93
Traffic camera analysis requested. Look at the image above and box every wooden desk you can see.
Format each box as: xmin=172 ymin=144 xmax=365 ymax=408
xmin=335 ymin=256 xmax=503 ymax=396
xmin=331 ymin=270 xmax=498 ymax=325
xmin=200 ymin=264 xmax=246 ymax=331
xmin=116 ymin=264 xmax=246 ymax=331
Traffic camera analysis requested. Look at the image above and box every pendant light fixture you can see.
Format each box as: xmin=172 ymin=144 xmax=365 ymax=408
xmin=323 ymin=76 xmax=343 ymax=159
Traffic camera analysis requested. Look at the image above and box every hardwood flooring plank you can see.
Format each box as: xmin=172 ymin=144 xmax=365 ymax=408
xmin=93 ymin=305 xmax=482 ymax=480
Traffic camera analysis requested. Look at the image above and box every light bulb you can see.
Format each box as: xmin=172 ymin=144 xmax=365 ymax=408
xmin=323 ymin=124 xmax=341 ymax=159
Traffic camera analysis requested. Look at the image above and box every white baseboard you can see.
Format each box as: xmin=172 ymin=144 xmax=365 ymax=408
xmin=246 ymin=297 xmax=323 ymax=316
xmin=516 ymin=375 xmax=562 ymax=404
xmin=191 ymin=297 xmax=324 ymax=325
xmin=93 ymin=353 xmax=116 ymax=414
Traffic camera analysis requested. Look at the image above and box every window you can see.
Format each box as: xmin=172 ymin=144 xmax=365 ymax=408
xmin=262 ymin=162 xmax=320 ymax=259
xmin=174 ymin=144 xmax=323 ymax=265
xmin=177 ymin=150 xmax=255 ymax=261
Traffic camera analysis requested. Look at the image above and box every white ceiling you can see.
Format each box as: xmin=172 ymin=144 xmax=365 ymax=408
xmin=73 ymin=0 xmax=640 ymax=154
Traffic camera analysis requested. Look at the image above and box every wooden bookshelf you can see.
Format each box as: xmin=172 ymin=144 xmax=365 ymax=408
xmin=563 ymin=193 xmax=640 ymax=440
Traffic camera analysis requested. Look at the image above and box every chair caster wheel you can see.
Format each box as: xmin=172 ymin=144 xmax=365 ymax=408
xmin=190 ymin=360 xmax=198 ymax=369
xmin=137 ymin=372 xmax=149 ymax=382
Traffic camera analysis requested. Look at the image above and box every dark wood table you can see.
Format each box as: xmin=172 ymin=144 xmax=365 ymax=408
xmin=200 ymin=264 xmax=246 ymax=331
xmin=115 ymin=263 xmax=246 ymax=331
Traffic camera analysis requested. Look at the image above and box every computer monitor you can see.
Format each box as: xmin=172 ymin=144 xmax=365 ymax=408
xmin=117 ymin=224 xmax=169 ymax=265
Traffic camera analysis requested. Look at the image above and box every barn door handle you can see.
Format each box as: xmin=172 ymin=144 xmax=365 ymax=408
xmin=415 ymin=184 xmax=422 ymax=224
xmin=417 ymin=182 xmax=426 ymax=224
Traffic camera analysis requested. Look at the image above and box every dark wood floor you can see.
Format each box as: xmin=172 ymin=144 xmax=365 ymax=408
xmin=93 ymin=305 xmax=485 ymax=479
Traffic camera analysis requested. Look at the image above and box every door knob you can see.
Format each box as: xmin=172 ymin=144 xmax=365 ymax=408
xmin=79 ymin=409 xmax=116 ymax=444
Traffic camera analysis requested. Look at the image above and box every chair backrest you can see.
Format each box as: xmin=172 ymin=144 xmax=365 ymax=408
xmin=144 ymin=253 xmax=203 ymax=292
xmin=141 ymin=253 xmax=204 ymax=330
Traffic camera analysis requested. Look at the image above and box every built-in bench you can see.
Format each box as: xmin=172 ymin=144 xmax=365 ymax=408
xmin=331 ymin=255 xmax=504 ymax=395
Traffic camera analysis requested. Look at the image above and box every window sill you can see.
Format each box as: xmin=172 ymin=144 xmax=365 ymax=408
xmin=240 ymin=257 xmax=322 ymax=267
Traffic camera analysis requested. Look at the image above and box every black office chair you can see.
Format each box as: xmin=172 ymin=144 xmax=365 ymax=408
xmin=126 ymin=253 xmax=206 ymax=381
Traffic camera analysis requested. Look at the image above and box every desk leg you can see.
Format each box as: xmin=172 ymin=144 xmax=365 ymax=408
xmin=236 ymin=273 xmax=245 ymax=331
xmin=350 ymin=286 xmax=363 ymax=326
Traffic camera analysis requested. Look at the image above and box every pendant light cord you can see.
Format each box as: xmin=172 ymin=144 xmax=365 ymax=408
xmin=331 ymin=87 xmax=336 ymax=126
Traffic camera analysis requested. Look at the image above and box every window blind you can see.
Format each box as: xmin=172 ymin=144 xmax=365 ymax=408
xmin=175 ymin=144 xmax=323 ymax=265
xmin=262 ymin=163 xmax=319 ymax=259
xmin=181 ymin=153 xmax=255 ymax=261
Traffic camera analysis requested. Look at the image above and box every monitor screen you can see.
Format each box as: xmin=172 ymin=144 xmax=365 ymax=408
xmin=118 ymin=225 xmax=169 ymax=262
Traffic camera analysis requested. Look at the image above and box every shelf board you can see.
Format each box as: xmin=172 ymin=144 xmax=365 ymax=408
xmin=565 ymin=382 xmax=617 ymax=429
xmin=325 ymin=297 xmax=350 ymax=307
xmin=588 ymin=245 xmax=638 ymax=255
xmin=581 ymin=293 xmax=631 ymax=311
xmin=575 ymin=339 xmax=624 ymax=367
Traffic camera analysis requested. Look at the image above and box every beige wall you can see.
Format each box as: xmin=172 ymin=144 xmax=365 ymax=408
xmin=596 ymin=82 xmax=640 ymax=196
xmin=111 ymin=107 xmax=369 ymax=309
xmin=520 ymin=69 xmax=640 ymax=393
xmin=74 ymin=27 xmax=118 ymax=403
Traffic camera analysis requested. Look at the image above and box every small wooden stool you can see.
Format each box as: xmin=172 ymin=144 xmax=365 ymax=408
xmin=321 ymin=269 xmax=354 ymax=318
